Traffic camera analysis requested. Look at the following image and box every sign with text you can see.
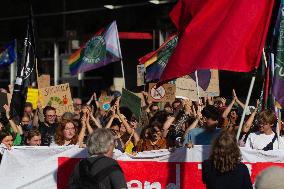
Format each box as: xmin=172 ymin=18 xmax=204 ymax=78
xmin=175 ymin=70 xmax=219 ymax=101
xmin=120 ymin=88 xmax=141 ymax=119
xmin=38 ymin=83 xmax=74 ymax=116
xmin=26 ymin=88 xmax=39 ymax=109
xmin=148 ymin=83 xmax=176 ymax=102
xmin=37 ymin=74 xmax=50 ymax=89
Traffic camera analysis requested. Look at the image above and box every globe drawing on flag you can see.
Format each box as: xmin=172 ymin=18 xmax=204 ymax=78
xmin=82 ymin=36 xmax=106 ymax=64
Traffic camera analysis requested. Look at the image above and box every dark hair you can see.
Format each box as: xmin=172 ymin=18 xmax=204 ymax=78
xmin=149 ymin=120 xmax=163 ymax=129
xmin=202 ymin=105 xmax=221 ymax=121
xmin=24 ymin=102 xmax=33 ymax=108
xmin=149 ymin=103 xmax=159 ymax=111
xmin=209 ymin=130 xmax=241 ymax=173
xmin=43 ymin=106 xmax=56 ymax=116
xmin=111 ymin=118 xmax=121 ymax=127
xmin=27 ymin=129 xmax=41 ymax=141
xmin=54 ymin=119 xmax=78 ymax=146
xmin=172 ymin=99 xmax=182 ymax=105
xmin=0 ymin=131 xmax=12 ymax=143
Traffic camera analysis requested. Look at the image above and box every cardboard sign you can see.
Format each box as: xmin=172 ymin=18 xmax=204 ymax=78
xmin=38 ymin=74 xmax=50 ymax=89
xmin=137 ymin=64 xmax=145 ymax=86
xmin=38 ymin=83 xmax=74 ymax=116
xmin=175 ymin=70 xmax=220 ymax=101
xmin=26 ymin=88 xmax=39 ymax=109
xmin=98 ymin=96 xmax=112 ymax=111
xmin=148 ymin=83 xmax=176 ymax=102
xmin=120 ymin=88 xmax=141 ymax=119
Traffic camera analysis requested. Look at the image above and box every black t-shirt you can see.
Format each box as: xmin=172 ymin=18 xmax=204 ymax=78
xmin=68 ymin=155 xmax=127 ymax=189
xmin=202 ymin=160 xmax=252 ymax=189
xmin=39 ymin=122 xmax=58 ymax=146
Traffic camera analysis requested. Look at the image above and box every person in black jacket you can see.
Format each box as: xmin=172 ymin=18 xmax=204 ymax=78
xmin=202 ymin=130 xmax=252 ymax=189
xmin=68 ymin=128 xmax=127 ymax=189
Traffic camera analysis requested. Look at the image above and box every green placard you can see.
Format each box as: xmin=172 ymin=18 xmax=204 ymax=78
xmin=120 ymin=88 xmax=141 ymax=119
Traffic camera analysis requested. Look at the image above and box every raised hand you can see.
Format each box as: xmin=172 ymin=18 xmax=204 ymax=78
xmin=3 ymin=104 xmax=10 ymax=118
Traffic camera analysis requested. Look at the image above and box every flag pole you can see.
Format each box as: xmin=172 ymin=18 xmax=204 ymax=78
xmin=236 ymin=70 xmax=257 ymax=141
xmin=114 ymin=21 xmax=125 ymax=89
xmin=194 ymin=70 xmax=201 ymax=104
xmin=120 ymin=59 xmax=126 ymax=89
xmin=277 ymin=109 xmax=281 ymax=148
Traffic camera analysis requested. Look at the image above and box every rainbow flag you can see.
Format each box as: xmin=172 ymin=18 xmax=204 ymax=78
xmin=68 ymin=21 xmax=122 ymax=75
xmin=139 ymin=35 xmax=178 ymax=82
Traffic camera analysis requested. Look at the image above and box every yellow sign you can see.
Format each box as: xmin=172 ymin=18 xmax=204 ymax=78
xmin=26 ymin=88 xmax=39 ymax=109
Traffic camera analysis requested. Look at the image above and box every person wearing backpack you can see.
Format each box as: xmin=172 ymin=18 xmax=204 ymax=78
xmin=68 ymin=128 xmax=127 ymax=189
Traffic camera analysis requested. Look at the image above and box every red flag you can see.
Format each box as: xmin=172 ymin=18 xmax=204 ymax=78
xmin=160 ymin=0 xmax=275 ymax=82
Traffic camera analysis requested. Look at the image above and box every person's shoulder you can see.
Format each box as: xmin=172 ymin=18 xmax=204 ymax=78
xmin=92 ymin=156 xmax=118 ymax=166
xmin=189 ymin=128 xmax=204 ymax=134
xmin=236 ymin=162 xmax=250 ymax=173
xmin=202 ymin=159 xmax=211 ymax=167
xmin=247 ymin=131 xmax=259 ymax=138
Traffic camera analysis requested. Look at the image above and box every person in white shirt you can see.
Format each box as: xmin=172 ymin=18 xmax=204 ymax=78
xmin=245 ymin=110 xmax=282 ymax=151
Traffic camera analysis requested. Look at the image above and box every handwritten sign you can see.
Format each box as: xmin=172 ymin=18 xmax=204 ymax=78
xmin=148 ymin=83 xmax=176 ymax=102
xmin=26 ymin=88 xmax=39 ymax=109
xmin=137 ymin=65 xmax=145 ymax=86
xmin=38 ymin=74 xmax=50 ymax=89
xmin=175 ymin=70 xmax=220 ymax=101
xmin=38 ymin=83 xmax=74 ymax=116
xmin=98 ymin=96 xmax=112 ymax=111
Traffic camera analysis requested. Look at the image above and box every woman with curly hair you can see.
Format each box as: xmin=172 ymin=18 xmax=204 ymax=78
xmin=202 ymin=130 xmax=252 ymax=189
xmin=53 ymin=120 xmax=84 ymax=146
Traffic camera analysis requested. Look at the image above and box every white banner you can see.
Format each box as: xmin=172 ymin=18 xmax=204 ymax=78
xmin=1 ymin=146 xmax=284 ymax=189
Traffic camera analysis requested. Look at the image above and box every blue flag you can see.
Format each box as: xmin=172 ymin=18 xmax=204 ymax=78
xmin=0 ymin=40 xmax=16 ymax=67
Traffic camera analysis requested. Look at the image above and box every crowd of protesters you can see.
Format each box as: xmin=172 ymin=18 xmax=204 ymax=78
xmin=0 ymin=86 xmax=284 ymax=154
xmin=1 ymin=85 xmax=284 ymax=188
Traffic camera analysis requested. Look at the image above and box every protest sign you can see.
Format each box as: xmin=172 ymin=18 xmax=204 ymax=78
xmin=26 ymin=88 xmax=39 ymax=109
xmin=137 ymin=64 xmax=145 ymax=86
xmin=38 ymin=83 xmax=74 ymax=116
xmin=148 ymin=83 xmax=176 ymax=102
xmin=37 ymin=74 xmax=50 ymax=89
xmin=120 ymin=88 xmax=141 ymax=119
xmin=175 ymin=70 xmax=219 ymax=101
xmin=134 ymin=92 xmax=146 ymax=107
xmin=98 ymin=96 xmax=112 ymax=111
xmin=1 ymin=146 xmax=284 ymax=189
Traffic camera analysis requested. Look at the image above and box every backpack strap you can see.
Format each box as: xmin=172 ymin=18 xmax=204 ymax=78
xmin=262 ymin=133 xmax=278 ymax=151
